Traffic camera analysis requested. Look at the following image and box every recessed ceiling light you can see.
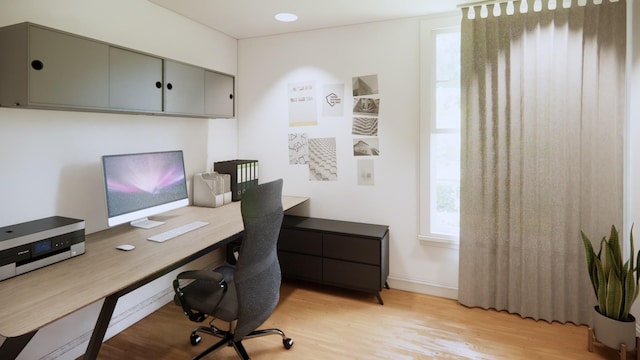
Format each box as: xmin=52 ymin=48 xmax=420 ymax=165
xmin=275 ymin=13 xmax=298 ymax=22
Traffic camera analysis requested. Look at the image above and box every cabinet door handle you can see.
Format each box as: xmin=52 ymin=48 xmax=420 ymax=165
xmin=155 ymin=81 xmax=162 ymax=89
xmin=166 ymin=83 xmax=173 ymax=90
xmin=229 ymin=94 xmax=233 ymax=100
xmin=31 ymin=60 xmax=44 ymax=71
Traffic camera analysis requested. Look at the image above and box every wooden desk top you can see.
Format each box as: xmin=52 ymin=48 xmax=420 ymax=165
xmin=0 ymin=196 xmax=308 ymax=338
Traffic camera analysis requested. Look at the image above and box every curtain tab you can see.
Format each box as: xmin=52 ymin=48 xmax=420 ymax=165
xmin=461 ymin=6 xmax=470 ymax=19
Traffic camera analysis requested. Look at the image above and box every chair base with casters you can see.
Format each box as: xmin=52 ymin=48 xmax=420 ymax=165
xmin=174 ymin=267 xmax=294 ymax=360
xmin=188 ymin=320 xmax=293 ymax=360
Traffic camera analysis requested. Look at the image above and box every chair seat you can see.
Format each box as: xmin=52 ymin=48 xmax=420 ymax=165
xmin=181 ymin=266 xmax=238 ymax=321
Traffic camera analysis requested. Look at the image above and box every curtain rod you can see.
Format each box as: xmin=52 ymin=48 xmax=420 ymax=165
xmin=457 ymin=0 xmax=520 ymax=9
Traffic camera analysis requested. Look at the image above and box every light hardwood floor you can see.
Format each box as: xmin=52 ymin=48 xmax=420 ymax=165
xmin=94 ymin=280 xmax=623 ymax=359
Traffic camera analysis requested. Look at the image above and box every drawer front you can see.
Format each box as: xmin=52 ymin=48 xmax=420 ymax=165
xmin=323 ymin=258 xmax=381 ymax=292
xmin=279 ymin=251 xmax=322 ymax=281
xmin=323 ymin=234 xmax=380 ymax=265
xmin=278 ymin=228 xmax=322 ymax=256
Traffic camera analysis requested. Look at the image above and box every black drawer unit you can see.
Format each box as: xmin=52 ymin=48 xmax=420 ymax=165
xmin=278 ymin=215 xmax=389 ymax=304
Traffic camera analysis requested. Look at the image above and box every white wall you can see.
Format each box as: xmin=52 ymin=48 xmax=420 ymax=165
xmin=0 ymin=1 xmax=237 ymax=359
xmin=237 ymin=16 xmax=459 ymax=298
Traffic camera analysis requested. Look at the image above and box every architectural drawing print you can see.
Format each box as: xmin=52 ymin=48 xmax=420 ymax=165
xmin=353 ymin=137 xmax=380 ymax=156
xmin=288 ymin=133 xmax=309 ymax=164
xmin=353 ymin=97 xmax=380 ymax=116
xmin=352 ymin=74 xmax=379 ymax=96
xmin=352 ymin=116 xmax=378 ymax=136
xmin=308 ymin=137 xmax=337 ymax=181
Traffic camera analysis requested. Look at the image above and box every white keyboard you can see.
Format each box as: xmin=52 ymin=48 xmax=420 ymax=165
xmin=147 ymin=221 xmax=209 ymax=242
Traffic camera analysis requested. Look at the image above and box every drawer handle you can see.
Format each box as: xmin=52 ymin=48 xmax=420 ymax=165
xmin=155 ymin=81 xmax=162 ymax=89
xmin=167 ymin=83 xmax=173 ymax=90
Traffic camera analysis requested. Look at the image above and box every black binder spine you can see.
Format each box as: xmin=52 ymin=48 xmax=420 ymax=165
xmin=214 ymin=160 xmax=259 ymax=201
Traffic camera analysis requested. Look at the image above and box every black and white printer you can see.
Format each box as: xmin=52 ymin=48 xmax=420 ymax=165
xmin=0 ymin=216 xmax=85 ymax=281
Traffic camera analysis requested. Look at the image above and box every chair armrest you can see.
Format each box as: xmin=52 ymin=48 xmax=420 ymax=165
xmin=177 ymin=270 xmax=225 ymax=282
xmin=173 ymin=270 xmax=228 ymax=322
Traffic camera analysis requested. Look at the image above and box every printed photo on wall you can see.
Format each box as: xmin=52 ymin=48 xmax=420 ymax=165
xmin=308 ymin=137 xmax=337 ymax=181
xmin=352 ymin=74 xmax=379 ymax=96
xmin=357 ymin=159 xmax=375 ymax=186
xmin=288 ymin=81 xmax=317 ymax=126
xmin=353 ymin=98 xmax=380 ymax=116
xmin=353 ymin=137 xmax=380 ymax=156
xmin=288 ymin=133 xmax=309 ymax=164
xmin=322 ymin=84 xmax=344 ymax=117
xmin=352 ymin=116 xmax=378 ymax=136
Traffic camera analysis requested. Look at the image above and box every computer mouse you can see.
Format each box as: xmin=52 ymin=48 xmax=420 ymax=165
xmin=116 ymin=244 xmax=135 ymax=251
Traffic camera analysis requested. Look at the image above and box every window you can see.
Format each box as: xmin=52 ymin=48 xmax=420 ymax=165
xmin=419 ymin=16 xmax=461 ymax=248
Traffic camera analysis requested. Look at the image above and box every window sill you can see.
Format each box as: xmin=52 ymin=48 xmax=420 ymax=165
xmin=418 ymin=235 xmax=459 ymax=249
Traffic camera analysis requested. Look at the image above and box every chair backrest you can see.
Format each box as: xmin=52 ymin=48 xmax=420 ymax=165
xmin=233 ymin=178 xmax=284 ymax=340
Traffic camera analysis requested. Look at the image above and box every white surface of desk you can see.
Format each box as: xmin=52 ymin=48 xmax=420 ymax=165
xmin=0 ymin=196 xmax=308 ymax=339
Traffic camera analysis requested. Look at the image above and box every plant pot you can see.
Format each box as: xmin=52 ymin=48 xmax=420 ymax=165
xmin=593 ymin=306 xmax=637 ymax=351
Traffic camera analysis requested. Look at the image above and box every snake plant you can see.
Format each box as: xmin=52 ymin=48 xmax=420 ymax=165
xmin=581 ymin=225 xmax=640 ymax=321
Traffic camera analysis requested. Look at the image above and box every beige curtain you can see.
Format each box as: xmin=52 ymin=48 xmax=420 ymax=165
xmin=458 ymin=0 xmax=626 ymax=324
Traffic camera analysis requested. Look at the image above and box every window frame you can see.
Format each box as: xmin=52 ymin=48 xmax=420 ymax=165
xmin=419 ymin=15 xmax=461 ymax=249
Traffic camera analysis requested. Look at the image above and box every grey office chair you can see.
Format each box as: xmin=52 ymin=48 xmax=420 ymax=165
xmin=173 ymin=179 xmax=292 ymax=360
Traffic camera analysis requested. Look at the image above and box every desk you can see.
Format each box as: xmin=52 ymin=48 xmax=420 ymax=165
xmin=0 ymin=196 xmax=308 ymax=360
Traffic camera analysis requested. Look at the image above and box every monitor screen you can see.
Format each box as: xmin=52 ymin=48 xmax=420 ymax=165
xmin=102 ymin=150 xmax=189 ymax=228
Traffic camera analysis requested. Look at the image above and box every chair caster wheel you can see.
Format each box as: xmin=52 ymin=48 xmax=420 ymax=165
xmin=283 ymin=338 xmax=294 ymax=349
xmin=190 ymin=333 xmax=201 ymax=346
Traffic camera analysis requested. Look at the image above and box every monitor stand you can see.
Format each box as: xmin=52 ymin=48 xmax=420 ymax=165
xmin=130 ymin=218 xmax=165 ymax=229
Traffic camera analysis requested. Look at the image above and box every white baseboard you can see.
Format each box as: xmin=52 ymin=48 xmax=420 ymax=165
xmin=387 ymin=276 xmax=458 ymax=300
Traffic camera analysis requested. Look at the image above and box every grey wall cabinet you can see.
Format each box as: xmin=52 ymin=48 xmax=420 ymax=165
xmin=0 ymin=22 xmax=110 ymax=110
xmin=278 ymin=215 xmax=390 ymax=305
xmin=205 ymin=70 xmax=234 ymax=118
xmin=164 ymin=60 xmax=205 ymax=116
xmin=109 ymin=47 xmax=163 ymax=113
xmin=0 ymin=22 xmax=235 ymax=118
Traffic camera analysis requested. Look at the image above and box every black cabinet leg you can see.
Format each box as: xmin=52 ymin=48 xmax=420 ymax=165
xmin=376 ymin=291 xmax=384 ymax=305
xmin=384 ymin=281 xmax=390 ymax=289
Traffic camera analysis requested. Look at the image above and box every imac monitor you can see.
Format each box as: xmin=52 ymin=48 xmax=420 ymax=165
xmin=102 ymin=150 xmax=189 ymax=228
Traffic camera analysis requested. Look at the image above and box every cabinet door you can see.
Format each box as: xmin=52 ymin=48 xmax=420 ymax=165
xmin=205 ymin=71 xmax=234 ymax=117
xmin=109 ymin=47 xmax=162 ymax=112
xmin=164 ymin=60 xmax=204 ymax=115
xmin=28 ymin=26 xmax=109 ymax=108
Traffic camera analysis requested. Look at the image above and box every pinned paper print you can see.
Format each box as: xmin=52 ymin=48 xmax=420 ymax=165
xmin=353 ymin=137 xmax=380 ymax=156
xmin=288 ymin=81 xmax=317 ymax=126
xmin=308 ymin=137 xmax=337 ymax=181
xmin=357 ymin=159 xmax=375 ymax=186
xmin=288 ymin=133 xmax=309 ymax=164
xmin=322 ymin=84 xmax=344 ymax=117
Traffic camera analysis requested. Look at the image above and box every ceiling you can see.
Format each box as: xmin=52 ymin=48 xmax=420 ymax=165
xmin=147 ymin=0 xmax=462 ymax=39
